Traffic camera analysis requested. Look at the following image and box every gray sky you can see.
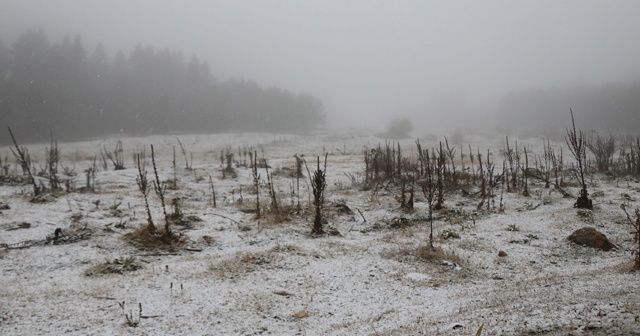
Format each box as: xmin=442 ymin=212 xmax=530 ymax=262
xmin=2 ymin=0 xmax=640 ymax=130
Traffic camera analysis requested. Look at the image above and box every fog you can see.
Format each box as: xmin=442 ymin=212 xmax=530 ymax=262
xmin=2 ymin=0 xmax=640 ymax=132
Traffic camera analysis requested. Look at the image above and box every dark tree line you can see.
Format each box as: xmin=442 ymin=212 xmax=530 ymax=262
xmin=495 ymin=82 xmax=640 ymax=136
xmin=0 ymin=29 xmax=324 ymax=144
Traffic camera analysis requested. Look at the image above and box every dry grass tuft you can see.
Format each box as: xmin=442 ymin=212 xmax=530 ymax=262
xmin=415 ymin=245 xmax=465 ymax=265
xmin=381 ymin=228 xmax=416 ymax=243
xmin=123 ymin=224 xmax=187 ymax=251
xmin=456 ymin=237 xmax=494 ymax=252
xmin=261 ymin=205 xmax=296 ymax=226
xmin=85 ymin=256 xmax=142 ymax=276
xmin=598 ymin=260 xmax=640 ymax=274
xmin=270 ymin=244 xmax=305 ymax=254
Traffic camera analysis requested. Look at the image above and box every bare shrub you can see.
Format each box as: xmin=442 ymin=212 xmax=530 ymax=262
xmin=135 ymin=152 xmax=154 ymax=232
xmin=293 ymin=154 xmax=304 ymax=178
xmin=126 ymin=145 xmax=183 ymax=249
xmin=103 ymin=140 xmax=126 ymax=170
xmin=150 ymin=145 xmax=170 ymax=236
xmin=586 ymin=132 xmax=616 ymax=173
xmin=209 ymin=175 xmax=216 ymax=207
xmin=306 ymin=154 xmax=328 ymax=235
xmin=477 ymin=149 xmax=496 ymax=210
xmin=265 ymin=166 xmax=279 ymax=213
xmin=0 ymin=152 xmax=6 ymax=176
xmin=83 ymin=156 xmax=97 ymax=192
xmin=620 ymin=204 xmax=640 ymax=270
xmin=416 ymin=140 xmax=437 ymax=247
xmin=251 ymin=150 xmax=261 ymax=219
xmin=521 ymin=146 xmax=530 ymax=197
xmin=617 ymin=136 xmax=640 ymax=177
xmin=363 ymin=141 xmax=400 ymax=187
xmin=176 ymin=137 xmax=192 ymax=170
xmin=435 ymin=142 xmax=446 ymax=210
xmin=220 ymin=146 xmax=237 ymax=179
xmin=45 ymin=134 xmax=62 ymax=191
xmin=8 ymin=127 xmax=40 ymax=196
xmin=565 ymin=109 xmax=592 ymax=209
xmin=503 ymin=136 xmax=518 ymax=192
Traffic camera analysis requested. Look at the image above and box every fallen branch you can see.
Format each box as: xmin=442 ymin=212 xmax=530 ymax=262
xmin=134 ymin=252 xmax=179 ymax=257
xmin=5 ymin=222 xmax=31 ymax=231
xmin=356 ymin=208 xmax=367 ymax=222
xmin=210 ymin=213 xmax=244 ymax=226
xmin=2 ymin=240 xmax=41 ymax=250
xmin=92 ymin=296 xmax=117 ymax=300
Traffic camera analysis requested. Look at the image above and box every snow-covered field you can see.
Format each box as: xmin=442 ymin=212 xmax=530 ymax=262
xmin=1 ymin=130 xmax=639 ymax=335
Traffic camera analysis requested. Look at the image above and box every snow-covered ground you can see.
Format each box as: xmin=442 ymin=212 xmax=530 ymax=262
xmin=1 ymin=130 xmax=639 ymax=335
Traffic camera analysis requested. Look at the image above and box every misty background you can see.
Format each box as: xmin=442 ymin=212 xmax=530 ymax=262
xmin=1 ymin=0 xmax=640 ymax=143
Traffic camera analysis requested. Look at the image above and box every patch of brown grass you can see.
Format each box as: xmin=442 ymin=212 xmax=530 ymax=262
xmin=381 ymin=227 xmax=417 ymax=242
xmin=85 ymin=256 xmax=142 ymax=276
xmin=253 ymin=203 xmax=304 ymax=228
xmin=415 ymin=245 xmax=465 ymax=265
xmin=269 ymin=244 xmax=306 ymax=255
xmin=334 ymin=188 xmax=357 ymax=196
xmin=589 ymin=261 xmax=639 ymax=275
xmin=209 ymin=250 xmax=278 ymax=277
xmin=123 ymin=224 xmax=187 ymax=251
xmin=262 ymin=207 xmax=293 ymax=226
xmin=456 ymin=237 xmax=494 ymax=252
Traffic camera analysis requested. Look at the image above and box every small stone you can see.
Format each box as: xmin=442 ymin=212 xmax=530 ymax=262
xmin=327 ymin=228 xmax=341 ymax=236
xmin=585 ymin=322 xmax=602 ymax=330
xmin=293 ymin=310 xmax=309 ymax=319
xmin=449 ymin=323 xmax=464 ymax=330
xmin=498 ymin=250 xmax=508 ymax=257
xmin=273 ymin=289 xmax=294 ymax=296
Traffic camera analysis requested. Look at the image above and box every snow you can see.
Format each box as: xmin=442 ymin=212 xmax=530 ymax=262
xmin=405 ymin=272 xmax=431 ymax=281
xmin=1 ymin=129 xmax=639 ymax=335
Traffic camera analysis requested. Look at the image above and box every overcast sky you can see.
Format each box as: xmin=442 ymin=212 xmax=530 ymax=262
xmin=2 ymin=0 xmax=640 ymax=130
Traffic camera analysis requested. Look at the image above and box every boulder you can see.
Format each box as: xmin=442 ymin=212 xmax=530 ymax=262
xmin=567 ymin=227 xmax=615 ymax=251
